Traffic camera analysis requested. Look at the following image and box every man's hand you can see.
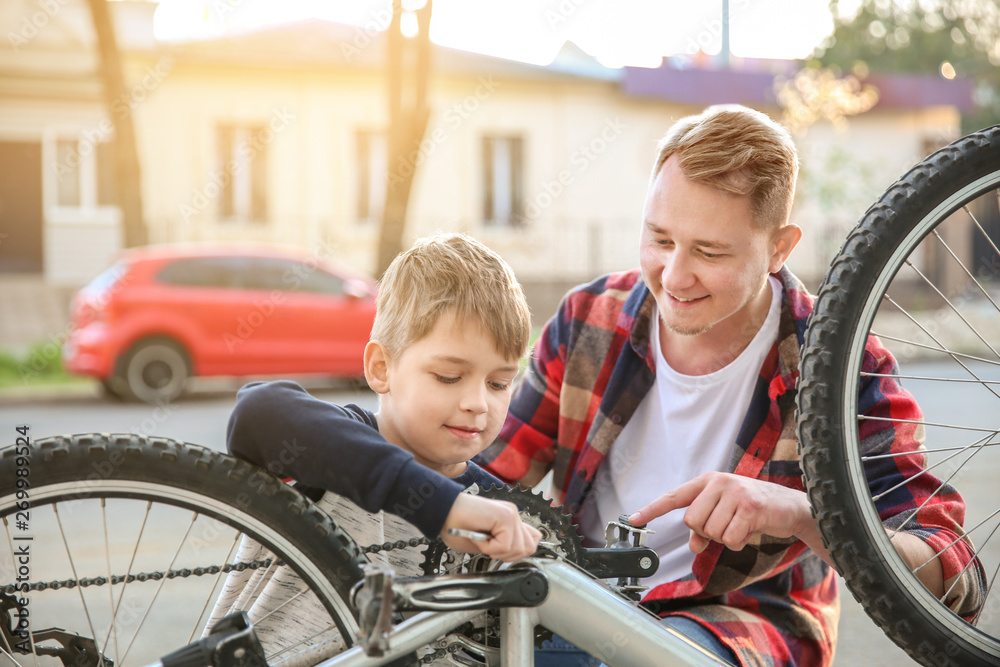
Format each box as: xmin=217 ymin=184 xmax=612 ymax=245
xmin=627 ymin=472 xmax=949 ymax=598
xmin=628 ymin=471 xmax=820 ymax=555
xmin=441 ymin=493 xmax=542 ymax=561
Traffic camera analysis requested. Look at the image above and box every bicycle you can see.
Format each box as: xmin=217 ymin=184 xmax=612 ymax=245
xmin=1 ymin=123 xmax=999 ymax=667
xmin=0 ymin=432 xmax=726 ymax=667
xmin=798 ymin=123 xmax=1000 ymax=666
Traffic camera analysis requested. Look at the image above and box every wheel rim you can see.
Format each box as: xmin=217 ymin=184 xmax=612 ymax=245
xmin=0 ymin=480 xmax=358 ymax=665
xmin=842 ymin=171 xmax=1000 ymax=652
xmin=127 ymin=345 xmax=187 ymax=402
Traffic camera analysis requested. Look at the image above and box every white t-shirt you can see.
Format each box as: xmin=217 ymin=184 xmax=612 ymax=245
xmin=578 ymin=276 xmax=782 ymax=588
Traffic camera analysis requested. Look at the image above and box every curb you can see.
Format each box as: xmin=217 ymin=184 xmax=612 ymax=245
xmin=0 ymin=381 xmax=101 ymax=405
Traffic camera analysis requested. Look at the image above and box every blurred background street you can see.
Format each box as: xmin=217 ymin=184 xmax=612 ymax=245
xmin=3 ymin=0 xmax=1000 ymax=664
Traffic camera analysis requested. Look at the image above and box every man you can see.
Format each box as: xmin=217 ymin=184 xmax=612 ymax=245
xmin=477 ymin=105 xmax=982 ymax=666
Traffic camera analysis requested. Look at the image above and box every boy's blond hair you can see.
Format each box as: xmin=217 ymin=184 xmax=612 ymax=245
xmin=651 ymin=105 xmax=798 ymax=230
xmin=371 ymin=233 xmax=531 ymax=361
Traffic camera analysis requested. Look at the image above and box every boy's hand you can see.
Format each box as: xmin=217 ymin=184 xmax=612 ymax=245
xmin=441 ymin=493 xmax=541 ymax=561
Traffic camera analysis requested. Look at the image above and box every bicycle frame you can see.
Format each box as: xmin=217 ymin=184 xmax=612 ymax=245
xmin=325 ymin=557 xmax=728 ymax=667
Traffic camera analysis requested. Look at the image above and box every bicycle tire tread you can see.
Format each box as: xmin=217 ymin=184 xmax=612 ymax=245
xmin=798 ymin=125 xmax=1000 ymax=667
xmin=0 ymin=432 xmax=367 ymax=639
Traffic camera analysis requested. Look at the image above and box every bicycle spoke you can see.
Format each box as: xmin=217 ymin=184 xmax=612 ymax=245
xmin=862 ymin=372 xmax=1000 ymax=386
xmin=864 ymin=439 xmax=1000 ymax=460
xmin=858 ymin=414 xmax=1000 ymax=435
xmin=938 ymin=523 xmax=1000 ymax=605
xmin=186 ymin=526 xmax=243 ymax=645
xmin=886 ymin=439 xmax=981 ymax=535
xmin=53 ymin=505 xmax=102 ymax=666
xmin=882 ymin=294 xmax=1000 ymax=403
xmin=2 ymin=517 xmax=35 ymax=667
xmin=870 ymin=431 xmax=991 ymax=505
xmin=120 ymin=510 xmax=199 ymax=663
xmin=103 ymin=500 xmax=152 ymax=662
xmin=932 ymin=215 xmax=1000 ymax=317
xmin=970 ymin=198 xmax=1000 ymax=283
xmin=265 ymin=624 xmax=343 ymax=664
xmin=975 ymin=551 xmax=1000 ymax=627
xmin=100 ymin=498 xmax=120 ymax=666
xmin=0 ymin=644 xmax=23 ymax=667
xmin=245 ymin=585 xmax=312 ymax=626
xmin=871 ymin=332 xmax=1000 ymax=369
xmin=903 ymin=255 xmax=1000 ymax=361
xmin=236 ymin=553 xmax=280 ymax=614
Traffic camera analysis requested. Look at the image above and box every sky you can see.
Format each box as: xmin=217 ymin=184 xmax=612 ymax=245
xmin=153 ymin=0 xmax=865 ymax=68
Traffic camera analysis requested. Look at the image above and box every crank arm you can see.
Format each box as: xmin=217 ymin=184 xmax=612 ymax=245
xmin=580 ymin=547 xmax=659 ymax=580
xmin=391 ymin=567 xmax=548 ymax=612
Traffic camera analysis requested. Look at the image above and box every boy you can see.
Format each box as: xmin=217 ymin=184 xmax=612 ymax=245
xmin=207 ymin=233 xmax=541 ymax=661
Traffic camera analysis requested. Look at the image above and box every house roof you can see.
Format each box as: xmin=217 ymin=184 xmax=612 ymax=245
xmin=623 ymin=61 xmax=975 ymax=112
xmin=168 ymin=19 xmax=973 ymax=112
xmin=164 ymin=19 xmax=620 ymax=83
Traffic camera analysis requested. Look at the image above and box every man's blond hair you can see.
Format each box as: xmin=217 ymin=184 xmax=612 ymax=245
xmin=371 ymin=233 xmax=531 ymax=361
xmin=651 ymin=105 xmax=798 ymax=230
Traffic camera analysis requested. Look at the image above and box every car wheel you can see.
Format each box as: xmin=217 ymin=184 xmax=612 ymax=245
xmin=116 ymin=339 xmax=190 ymax=403
xmin=99 ymin=378 xmax=126 ymax=401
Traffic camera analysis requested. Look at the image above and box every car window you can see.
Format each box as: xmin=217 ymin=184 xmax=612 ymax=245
xmin=86 ymin=261 xmax=129 ymax=292
xmin=156 ymin=257 xmax=250 ymax=289
xmin=245 ymin=258 xmax=345 ymax=295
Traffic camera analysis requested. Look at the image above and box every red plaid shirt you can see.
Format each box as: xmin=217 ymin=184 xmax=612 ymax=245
xmin=477 ymin=267 xmax=982 ymax=666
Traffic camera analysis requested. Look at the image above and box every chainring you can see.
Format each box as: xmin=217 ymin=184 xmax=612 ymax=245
xmin=420 ymin=484 xmax=585 ymax=650
xmin=421 ymin=484 xmax=585 ymax=575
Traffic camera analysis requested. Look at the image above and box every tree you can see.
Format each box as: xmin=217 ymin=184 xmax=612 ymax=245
xmin=86 ymin=0 xmax=146 ymax=247
xmin=774 ymin=65 xmax=879 ymax=134
xmin=376 ymin=0 xmax=433 ymax=277
xmin=812 ymin=0 xmax=1000 ymax=133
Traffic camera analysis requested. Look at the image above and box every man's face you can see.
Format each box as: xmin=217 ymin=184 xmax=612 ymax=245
xmin=374 ymin=312 xmax=519 ymax=477
xmin=639 ymin=155 xmax=797 ymax=354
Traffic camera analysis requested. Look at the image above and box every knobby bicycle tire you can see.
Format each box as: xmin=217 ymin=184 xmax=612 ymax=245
xmin=799 ymin=125 xmax=1000 ymax=666
xmin=0 ymin=433 xmax=366 ymax=666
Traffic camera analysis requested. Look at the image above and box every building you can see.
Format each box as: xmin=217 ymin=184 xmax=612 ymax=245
xmin=0 ymin=0 xmax=975 ymax=349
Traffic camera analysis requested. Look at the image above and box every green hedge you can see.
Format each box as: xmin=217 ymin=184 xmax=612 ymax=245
xmin=0 ymin=342 xmax=77 ymax=387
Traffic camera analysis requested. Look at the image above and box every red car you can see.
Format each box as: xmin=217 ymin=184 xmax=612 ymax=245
xmin=63 ymin=244 xmax=378 ymax=403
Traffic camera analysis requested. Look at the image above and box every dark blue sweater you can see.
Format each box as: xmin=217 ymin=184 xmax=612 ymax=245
xmin=227 ymin=380 xmax=502 ymax=537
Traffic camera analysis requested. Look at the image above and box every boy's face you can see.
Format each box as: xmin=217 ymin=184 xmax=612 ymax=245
xmin=368 ymin=312 xmax=520 ymax=477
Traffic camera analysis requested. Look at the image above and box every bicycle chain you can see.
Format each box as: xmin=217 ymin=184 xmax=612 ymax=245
xmin=2 ymin=490 xmax=568 ymax=664
xmin=360 ymin=536 xmax=432 ymax=554
xmin=1 ymin=538 xmax=433 ymax=595
xmin=0 ymin=558 xmax=275 ymax=595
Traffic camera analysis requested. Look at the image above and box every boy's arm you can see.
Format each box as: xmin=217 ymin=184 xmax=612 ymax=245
xmin=227 ymin=380 xmax=464 ymax=539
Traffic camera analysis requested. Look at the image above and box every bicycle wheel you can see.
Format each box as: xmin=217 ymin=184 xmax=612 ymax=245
xmin=799 ymin=125 xmax=1000 ymax=666
xmin=0 ymin=433 xmax=365 ymax=666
